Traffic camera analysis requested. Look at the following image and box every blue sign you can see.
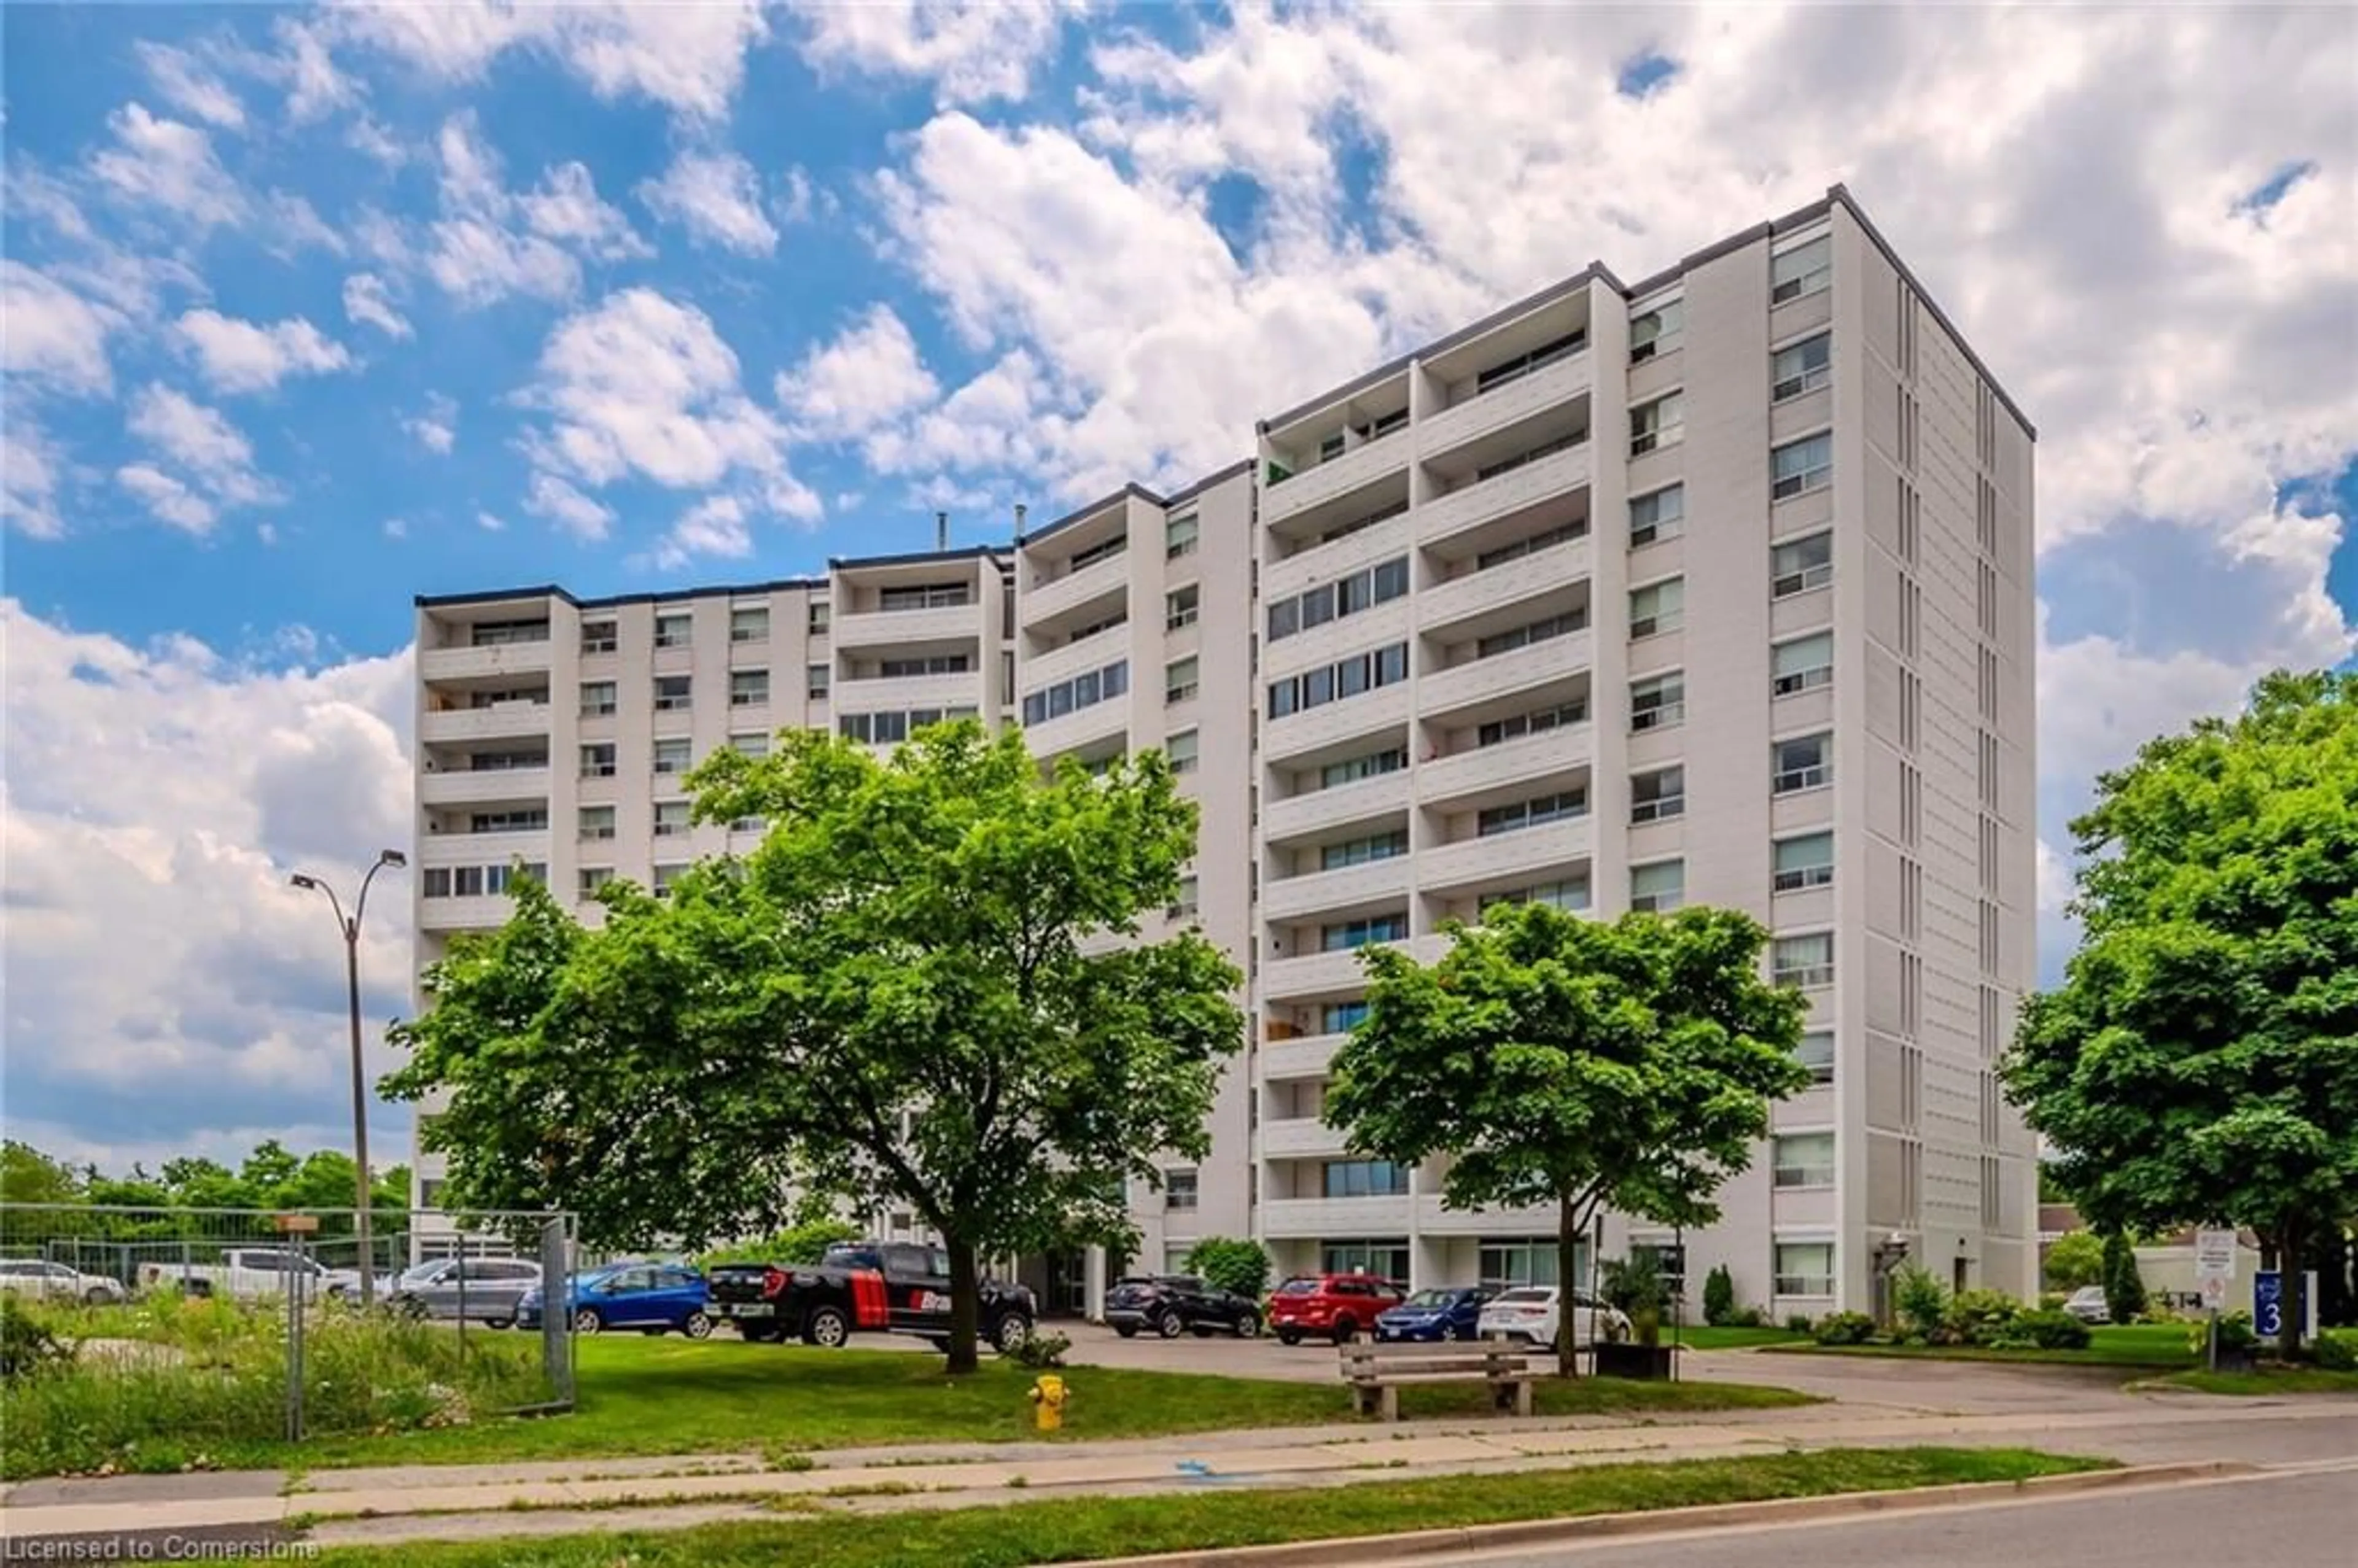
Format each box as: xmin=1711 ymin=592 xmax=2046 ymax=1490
xmin=2254 ymin=1271 xmax=2283 ymax=1338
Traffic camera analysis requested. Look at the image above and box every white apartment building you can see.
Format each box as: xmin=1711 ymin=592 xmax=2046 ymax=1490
xmin=410 ymin=185 xmax=2034 ymax=1316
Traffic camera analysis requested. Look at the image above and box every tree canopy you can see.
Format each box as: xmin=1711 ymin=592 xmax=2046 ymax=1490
xmin=1323 ymin=901 xmax=1810 ymax=1374
xmin=2005 ymin=669 xmax=2358 ymax=1352
xmin=385 ymin=721 xmax=1245 ymax=1371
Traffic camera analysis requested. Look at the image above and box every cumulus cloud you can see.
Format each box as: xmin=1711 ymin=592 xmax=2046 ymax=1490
xmin=120 ymin=383 xmax=278 ymax=532
xmin=403 ymin=393 xmax=459 ymax=455
xmin=648 ymin=493 xmax=753 ymax=569
xmin=779 ymin=305 xmax=940 ymax=441
xmin=787 ymin=0 xmax=1084 ymax=105
xmin=3 ymin=417 xmax=69 ymax=540
xmin=134 ymin=40 xmax=247 ymax=130
xmin=342 ymin=273 xmax=413 ymax=338
xmin=1 ymin=261 xmax=123 ymax=397
xmin=422 ymin=112 xmax=647 ymax=306
xmin=88 ymin=103 xmax=247 ymax=228
xmin=636 ymin=148 xmax=779 ymax=255
xmin=173 ymin=309 xmax=353 ymax=394
xmin=523 ymin=472 xmax=615 ymax=542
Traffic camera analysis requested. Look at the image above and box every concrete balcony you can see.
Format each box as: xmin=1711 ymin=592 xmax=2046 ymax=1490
xmin=1259 ymin=1196 xmax=1412 ymax=1237
xmin=1418 ymin=816 xmax=1592 ymax=893
xmin=1261 ymin=945 xmax=1385 ymax=1001
xmin=1020 ymin=551 xmax=1129 ymax=629
xmin=1415 ymin=1195 xmax=1563 ymax=1236
xmin=1418 ymin=631 xmax=1592 ymax=718
xmin=419 ymin=640 xmax=553 ymax=683
xmin=1262 ymin=600 xmax=1412 ymax=685
xmin=420 ymin=828 xmax=549 ymax=868
xmin=1025 ymin=696 xmax=1129 ymax=760
xmin=419 ymin=767 xmax=553 ymax=807
xmin=834 ymin=670 xmax=981 ymax=714
xmin=1020 ymin=622 xmax=1130 ymax=695
xmin=1262 ymin=510 xmax=1413 ymax=605
xmin=831 ymin=602 xmax=982 ymax=651
xmin=1261 ymin=1118 xmax=1350 ymax=1160
xmin=1261 ymin=683 xmax=1413 ymax=766
xmin=1263 ymin=427 xmax=1412 ymax=525
xmin=1418 ymin=443 xmax=1591 ymax=551
xmin=1263 ymin=773 xmax=1411 ymax=844
xmin=1417 ymin=727 xmax=1592 ymax=808
xmin=1261 ymin=855 xmax=1413 ymax=923
xmin=1418 ymin=537 xmax=1590 ymax=635
xmin=1261 ymin=1033 xmax=1344 ymax=1081
xmin=418 ymin=701 xmax=551 ymax=744
xmin=1417 ymin=351 xmax=1592 ymax=462
xmin=416 ymin=894 xmax=521 ymax=932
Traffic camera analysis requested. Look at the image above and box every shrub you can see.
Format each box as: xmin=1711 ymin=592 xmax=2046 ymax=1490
xmin=2101 ymin=1232 xmax=2147 ymax=1325
xmin=2213 ymin=1310 xmax=2258 ymax=1354
xmin=1941 ymin=1289 xmax=2025 ymax=1348
xmin=2004 ymin=1309 xmax=2091 ymax=1351
xmin=1184 ymin=1238 xmax=1273 ymax=1302
xmin=1891 ymin=1264 xmax=1949 ymax=1342
xmin=1727 ymin=1306 xmax=1768 ymax=1329
xmin=1010 ymin=1330 xmax=1071 ymax=1369
xmin=1599 ymin=1254 xmax=1669 ymax=1318
xmin=2039 ymin=1292 xmax=2068 ymax=1311
xmin=0 ymin=1298 xmax=75 ymax=1381
xmin=1702 ymin=1265 xmax=1736 ymax=1328
xmin=2042 ymin=1230 xmax=2106 ymax=1292
xmin=2313 ymin=1330 xmax=2357 ymax=1372
xmin=1813 ymin=1311 xmax=1877 ymax=1346
xmin=696 ymin=1217 xmax=862 ymax=1271
xmin=1785 ymin=1313 xmax=1816 ymax=1335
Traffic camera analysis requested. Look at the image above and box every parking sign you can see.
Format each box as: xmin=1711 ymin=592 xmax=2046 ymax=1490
xmin=2254 ymin=1271 xmax=2283 ymax=1338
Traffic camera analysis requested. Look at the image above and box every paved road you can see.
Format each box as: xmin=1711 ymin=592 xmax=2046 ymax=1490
xmin=1452 ymin=1462 xmax=2358 ymax=1566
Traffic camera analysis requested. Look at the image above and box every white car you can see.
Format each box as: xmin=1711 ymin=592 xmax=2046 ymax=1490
xmin=2061 ymin=1285 xmax=2111 ymax=1324
xmin=0 ymin=1259 xmax=127 ymax=1305
xmin=1476 ymin=1286 xmax=1631 ymax=1348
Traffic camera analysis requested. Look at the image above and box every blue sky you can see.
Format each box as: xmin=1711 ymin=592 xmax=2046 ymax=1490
xmin=3 ymin=2 xmax=2353 ymax=1169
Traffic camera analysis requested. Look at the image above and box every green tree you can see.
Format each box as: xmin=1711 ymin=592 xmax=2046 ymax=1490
xmin=160 ymin=1158 xmax=258 ymax=1211
xmin=2005 ymin=670 xmax=2358 ymax=1356
xmin=1323 ymin=902 xmax=1810 ymax=1376
xmin=2101 ymin=1232 xmax=2147 ymax=1324
xmin=1184 ymin=1238 xmax=1272 ymax=1301
xmin=2042 ymin=1230 xmax=2106 ymax=1293
xmin=1702 ymin=1263 xmax=1736 ymax=1327
xmin=386 ymin=723 xmax=1246 ymax=1373
xmin=239 ymin=1139 xmax=300 ymax=1193
xmin=698 ymin=1217 xmax=863 ymax=1271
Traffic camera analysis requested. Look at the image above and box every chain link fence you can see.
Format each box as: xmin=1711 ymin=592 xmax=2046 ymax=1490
xmin=1 ymin=1204 xmax=575 ymax=1473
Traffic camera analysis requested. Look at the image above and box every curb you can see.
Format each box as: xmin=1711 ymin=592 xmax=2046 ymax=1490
xmin=1072 ymin=1461 xmax=2254 ymax=1568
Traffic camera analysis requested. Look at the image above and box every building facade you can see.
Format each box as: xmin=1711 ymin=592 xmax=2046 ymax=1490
xmin=409 ymin=185 xmax=2036 ymax=1317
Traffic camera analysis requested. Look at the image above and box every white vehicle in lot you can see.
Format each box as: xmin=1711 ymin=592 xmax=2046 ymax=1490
xmin=136 ymin=1247 xmax=336 ymax=1302
xmin=1476 ymin=1286 xmax=1630 ymax=1348
xmin=0 ymin=1259 xmax=127 ymax=1305
xmin=2061 ymin=1284 xmax=2111 ymax=1324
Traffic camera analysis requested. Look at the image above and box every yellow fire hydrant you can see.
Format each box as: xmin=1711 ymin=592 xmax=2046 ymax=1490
xmin=1028 ymin=1373 xmax=1068 ymax=1433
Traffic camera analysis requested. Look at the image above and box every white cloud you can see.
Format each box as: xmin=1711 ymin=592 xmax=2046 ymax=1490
xmin=173 ymin=309 xmax=353 ymax=394
xmin=636 ymin=149 xmax=779 ymax=255
xmin=122 ymin=383 xmax=277 ymax=528
xmin=787 ymin=0 xmax=1084 ymax=105
xmin=88 ymin=103 xmax=247 ymax=228
xmin=135 ymin=41 xmax=246 ymax=130
xmin=0 ymin=602 xmax=419 ymax=1165
xmin=523 ymin=472 xmax=615 ymax=541
xmin=273 ymin=16 xmax=361 ymax=123
xmin=2 ymin=417 xmax=68 ymax=540
xmin=114 ymin=462 xmax=216 ymax=534
xmin=403 ymin=393 xmax=459 ymax=455
xmin=342 ymin=273 xmax=413 ymax=339
xmin=476 ymin=510 xmax=506 ymax=532
xmin=649 ymin=494 xmax=753 ymax=569
xmin=260 ymin=190 xmax=349 ymax=257
xmin=421 ymin=114 xmax=647 ymax=306
xmin=520 ymin=161 xmax=653 ymax=261
xmin=1 ymin=261 xmax=123 ymax=397
xmin=780 ymin=304 xmax=940 ymax=441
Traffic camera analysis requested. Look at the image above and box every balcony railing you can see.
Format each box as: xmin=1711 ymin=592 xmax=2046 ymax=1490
xmin=1262 ymin=427 xmax=1412 ymax=524
xmin=1418 ymin=350 xmax=1591 ymax=461
xmin=1419 ymin=441 xmax=1590 ymax=548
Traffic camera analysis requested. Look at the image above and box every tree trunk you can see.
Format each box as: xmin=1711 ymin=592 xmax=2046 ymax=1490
xmin=2277 ymin=1216 xmax=2307 ymax=1362
xmin=944 ymin=1233 xmax=982 ymax=1375
xmin=1555 ymin=1194 xmax=1583 ymax=1379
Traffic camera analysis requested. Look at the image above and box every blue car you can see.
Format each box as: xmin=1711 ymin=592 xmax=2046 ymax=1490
xmin=517 ymin=1261 xmax=713 ymax=1338
xmin=1374 ymin=1286 xmax=1493 ymax=1342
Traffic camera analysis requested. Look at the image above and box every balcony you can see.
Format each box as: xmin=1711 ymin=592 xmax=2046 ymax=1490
xmin=1261 ymin=854 xmax=1413 ymax=923
xmin=416 ymin=894 xmax=521 ymax=932
xmin=1021 ymin=549 xmax=1130 ymax=629
xmin=1418 ymin=727 xmax=1592 ymax=807
xmin=1262 ymin=601 xmax=1413 ymax=685
xmin=419 ymin=640 xmax=554 ymax=683
xmin=1414 ymin=1195 xmax=1563 ymax=1236
xmin=1418 ymin=442 xmax=1591 ymax=551
xmin=835 ymin=670 xmax=981 ymax=714
xmin=1261 ymin=1032 xmax=1344 ymax=1081
xmin=1259 ymin=1196 xmax=1414 ymax=1236
xmin=831 ymin=602 xmax=981 ymax=651
xmin=1418 ymin=631 xmax=1592 ymax=718
xmin=1263 ymin=427 xmax=1412 ymax=525
xmin=1261 ymin=683 xmax=1414 ymax=765
xmin=1025 ymin=696 xmax=1129 ymax=760
xmin=419 ymin=700 xmax=551 ymax=743
xmin=419 ymin=767 xmax=551 ymax=808
xmin=1261 ymin=509 xmax=1413 ymax=605
xmin=1418 ymin=351 xmax=1592 ymax=460
xmin=1261 ymin=1118 xmax=1350 ymax=1160
xmin=1021 ymin=622 xmax=1131 ymax=695
xmin=1417 ymin=537 xmax=1590 ymax=635
xmin=1261 ymin=945 xmax=1383 ymax=1001
xmin=1263 ymin=772 xmax=1411 ymax=844
xmin=1420 ymin=816 xmax=1591 ymax=894
xmin=420 ymin=827 xmax=549 ymax=868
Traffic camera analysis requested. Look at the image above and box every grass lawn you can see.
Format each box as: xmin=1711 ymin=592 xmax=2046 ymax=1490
xmin=315 ymin=1446 xmax=2106 ymax=1567
xmin=180 ymin=1334 xmax=1812 ymax=1475
xmin=2144 ymin=1367 xmax=2358 ymax=1396
xmin=1672 ymin=1325 xmax=1810 ymax=1350
xmin=1773 ymin=1322 xmax=2198 ymax=1370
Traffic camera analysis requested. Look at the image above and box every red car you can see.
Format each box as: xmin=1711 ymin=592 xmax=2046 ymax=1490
xmin=1267 ymin=1273 xmax=1406 ymax=1345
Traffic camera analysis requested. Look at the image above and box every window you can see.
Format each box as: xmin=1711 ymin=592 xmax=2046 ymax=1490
xmin=1630 ymin=859 xmax=1684 ymax=913
xmin=1169 ymin=874 xmax=1199 ymax=918
xmin=1165 ymin=584 xmax=1199 ymax=631
xmin=1773 ymin=1133 xmax=1835 ymax=1189
xmin=1772 ymin=633 xmax=1834 ymax=696
xmin=464 ymin=747 xmax=547 ymax=774
xmin=1630 ymin=390 xmax=1684 ymax=457
xmin=1478 ymin=1240 xmax=1563 ymax=1291
xmin=578 ymin=805 xmax=615 ymax=841
xmin=654 ymin=675 xmax=692 ymax=711
xmin=1628 ymin=298 xmax=1683 ymax=363
xmin=1628 ymin=577 xmax=1684 ymax=638
xmin=1476 ymin=329 xmax=1584 ymax=394
xmin=1796 ymin=1031 xmax=1835 ymax=1085
xmin=1773 ymin=832 xmax=1835 ymax=892
xmin=1477 ymin=790 xmax=1587 ymax=837
xmin=1166 ymin=731 xmax=1199 ymax=774
xmin=730 ymin=670 xmax=769 ymax=707
xmin=1773 ymin=732 xmax=1832 ymax=794
xmin=1630 ymin=670 xmax=1685 ymax=732
xmin=1165 ymin=656 xmax=1199 ymax=705
xmin=1322 ymin=999 xmax=1371 ymax=1034
xmin=1772 ymin=433 xmax=1834 ymax=500
xmin=1770 ymin=236 xmax=1832 ymax=305
xmin=1481 ymin=606 xmax=1590 ymax=660
xmin=880 ymin=654 xmax=971 ymax=677
xmin=1772 ymin=333 xmax=1832 ymax=402
xmin=807 ymin=663 xmax=830 ymax=698
xmin=654 ymin=612 xmax=692 ymax=649
xmin=1318 ymin=748 xmax=1407 ymax=788
xmin=468 ymin=807 xmax=547 ymax=834
xmin=1772 ymin=532 xmax=1833 ymax=598
xmin=880 ymin=582 xmax=968 ymax=611
xmin=1267 ymin=557 xmax=1407 ymax=641
xmin=1774 ymin=1240 xmax=1834 ymax=1297
xmin=652 ymin=738 xmax=692 ymax=775
xmin=580 ymin=681 xmax=617 ymax=718
xmin=1482 ymin=878 xmax=1590 ymax=914
xmin=653 ymin=801 xmax=690 ymax=838
xmin=1476 ymin=519 xmax=1586 ymax=570
xmin=1165 ymin=1170 xmax=1199 ymax=1211
xmin=1068 ymin=532 xmax=1127 ymax=572
xmin=421 ymin=867 xmax=451 ymax=898
xmin=1323 ymin=1160 xmax=1411 ymax=1198
xmin=1772 ymin=932 xmax=1835 ymax=989
xmin=808 ymin=601 xmax=830 ymax=633
xmin=1322 ymin=913 xmax=1408 ymax=951
xmin=1323 ymin=1241 xmax=1411 ymax=1282
xmin=1318 ymin=499 xmax=1408 ymax=546
xmin=580 ymin=743 xmax=616 ymax=778
xmin=1318 ymin=431 xmax=1346 ymax=462
xmin=651 ymin=863 xmax=686 ymax=898
xmin=1478 ymin=699 xmax=1587 ymax=747
xmin=1165 ymin=513 xmax=1199 ymax=559
xmin=1629 ymin=484 xmax=1684 ymax=546
xmin=730 ymin=607 xmax=769 ymax=643
xmin=731 ymin=731 xmax=769 ymax=758
xmin=1474 ymin=431 xmax=1582 ymax=483
xmin=1321 ymin=830 xmax=1409 ymax=870
xmin=1021 ymin=659 xmax=1129 ymax=726
xmin=1631 ymin=766 xmax=1685 ymax=823
xmin=580 ymin=620 xmax=617 ymax=654
xmin=730 ymin=813 xmax=766 ymax=835
xmin=577 ymin=866 xmax=610 ymax=900
xmin=1267 ymin=642 xmax=1408 ymax=718
xmin=469 ymin=618 xmax=549 ymax=646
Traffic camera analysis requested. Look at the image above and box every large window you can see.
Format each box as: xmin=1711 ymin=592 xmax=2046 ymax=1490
xmin=730 ymin=607 xmax=769 ymax=643
xmin=731 ymin=731 xmax=769 ymax=758
xmin=1481 ymin=879 xmax=1590 ymax=915
xmin=1630 ymin=859 xmax=1684 ymax=914
xmin=1165 ymin=584 xmax=1200 ymax=630
xmin=1772 ymin=333 xmax=1832 ymax=402
xmin=1321 ymin=830 xmax=1409 ymax=870
xmin=1321 ymin=999 xmax=1371 ymax=1034
xmin=1321 ymin=1241 xmax=1411 ymax=1283
xmin=652 ymin=801 xmax=690 ymax=838
xmin=1772 ymin=532 xmax=1833 ymax=598
xmin=1772 ymin=933 xmax=1835 ymax=989
xmin=1166 ymin=731 xmax=1199 ymax=774
xmin=1796 ymin=1031 xmax=1835 ymax=1084
xmin=653 ymin=738 xmax=692 ymax=775
xmin=1773 ymin=732 xmax=1832 ymax=794
xmin=1267 ymin=642 xmax=1408 ymax=718
xmin=807 ymin=662 xmax=831 ymax=697
xmin=1164 ymin=1170 xmax=1199 ymax=1211
xmin=578 ymin=806 xmax=615 ymax=841
xmin=1772 ymin=633 xmax=1834 ymax=697
xmin=1322 ymin=1160 xmax=1411 ymax=1198
xmin=838 ymin=706 xmax=976 ymax=745
xmin=1630 ymin=670 xmax=1685 ymax=732
xmin=808 ymin=601 xmax=831 ymax=632
xmin=1629 ymin=390 xmax=1684 ymax=457
xmin=653 ymin=674 xmax=692 ymax=712
xmin=1478 ymin=1239 xmax=1573 ymax=1292
xmin=730 ymin=669 xmax=769 ymax=707
xmin=1067 ymin=532 xmax=1127 ymax=573
xmin=1628 ymin=577 xmax=1684 ymax=637
xmin=1322 ymin=913 xmax=1409 ymax=952
xmin=1629 ymin=484 xmax=1684 ymax=547
xmin=580 ymin=680 xmax=617 ymax=718
xmin=1631 ymin=766 xmax=1685 ymax=823
xmin=1773 ymin=1133 xmax=1835 ymax=1189
xmin=1477 ymin=789 xmax=1587 ymax=837
xmin=879 ymin=582 xmax=968 ymax=611
xmin=1479 ymin=699 xmax=1588 ymax=748
xmin=879 ymin=654 xmax=970 ymax=677
xmin=1772 ymin=433 xmax=1834 ymax=500
xmin=1318 ymin=748 xmax=1408 ymax=788
xmin=1774 ymin=1241 xmax=1834 ymax=1297
xmin=1771 ymin=236 xmax=1832 ymax=305
xmin=1267 ymin=557 xmax=1408 ymax=641
xmin=654 ymin=612 xmax=691 ymax=649
xmin=1165 ymin=512 xmax=1199 ymax=559
xmin=1773 ymin=831 xmax=1835 ymax=892
xmin=580 ymin=743 xmax=616 ymax=778
xmin=580 ymin=620 xmax=617 ymax=654
xmin=1022 ymin=659 xmax=1130 ymax=727
xmin=1165 ymin=656 xmax=1199 ymax=704
xmin=1629 ymin=298 xmax=1683 ymax=363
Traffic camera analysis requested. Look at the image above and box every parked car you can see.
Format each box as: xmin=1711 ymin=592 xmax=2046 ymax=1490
xmin=517 ymin=1262 xmax=712 ymax=1337
xmin=1105 ymin=1275 xmax=1262 ymax=1339
xmin=0 ymin=1258 xmax=126 ymax=1305
xmin=1476 ymin=1286 xmax=1630 ymax=1348
xmin=1267 ymin=1274 xmax=1406 ymax=1345
xmin=2062 ymin=1284 xmax=2112 ymax=1324
xmin=136 ymin=1247 xmax=330 ymax=1302
xmin=704 ymin=1241 xmax=1037 ymax=1353
xmin=1374 ymin=1286 xmax=1492 ymax=1343
xmin=387 ymin=1257 xmax=543 ymax=1328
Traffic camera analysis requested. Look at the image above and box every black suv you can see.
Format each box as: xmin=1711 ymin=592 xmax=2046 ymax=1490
xmin=1105 ymin=1275 xmax=1261 ymax=1339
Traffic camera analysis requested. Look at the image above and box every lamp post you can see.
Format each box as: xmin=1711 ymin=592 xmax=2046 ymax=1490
xmin=290 ymin=849 xmax=405 ymax=1309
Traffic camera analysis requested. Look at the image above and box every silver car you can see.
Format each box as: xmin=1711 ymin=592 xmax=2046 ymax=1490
xmin=0 ymin=1259 xmax=126 ymax=1305
xmin=388 ymin=1257 xmax=543 ymax=1327
xmin=2062 ymin=1285 xmax=2111 ymax=1324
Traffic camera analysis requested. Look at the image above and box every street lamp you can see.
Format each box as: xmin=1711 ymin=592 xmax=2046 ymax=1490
xmin=290 ymin=848 xmax=406 ymax=1308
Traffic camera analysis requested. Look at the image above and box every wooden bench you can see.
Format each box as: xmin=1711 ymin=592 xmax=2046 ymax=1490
xmin=1338 ymin=1341 xmax=1538 ymax=1421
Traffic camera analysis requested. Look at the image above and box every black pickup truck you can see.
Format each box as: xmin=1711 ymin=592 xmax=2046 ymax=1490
xmin=704 ymin=1241 xmax=1038 ymax=1353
